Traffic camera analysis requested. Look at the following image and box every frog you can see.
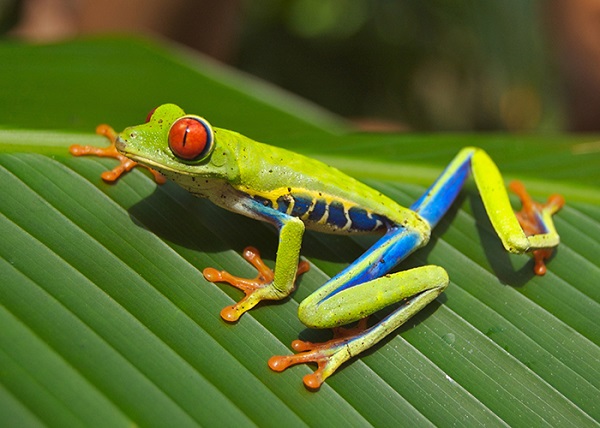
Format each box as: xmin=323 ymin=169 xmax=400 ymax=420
xmin=70 ymin=103 xmax=564 ymax=390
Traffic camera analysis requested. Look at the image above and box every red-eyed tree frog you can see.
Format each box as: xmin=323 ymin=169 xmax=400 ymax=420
xmin=70 ymin=104 xmax=564 ymax=390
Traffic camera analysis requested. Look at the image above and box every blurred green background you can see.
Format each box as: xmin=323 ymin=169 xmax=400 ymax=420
xmin=237 ymin=0 xmax=558 ymax=132
xmin=3 ymin=0 xmax=599 ymax=133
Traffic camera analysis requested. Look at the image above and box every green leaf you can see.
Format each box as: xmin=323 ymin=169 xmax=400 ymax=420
xmin=0 ymin=37 xmax=598 ymax=427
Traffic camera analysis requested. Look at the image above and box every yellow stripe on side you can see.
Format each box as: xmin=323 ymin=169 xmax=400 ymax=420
xmin=242 ymin=187 xmax=387 ymax=233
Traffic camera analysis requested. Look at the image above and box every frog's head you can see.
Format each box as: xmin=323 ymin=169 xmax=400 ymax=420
xmin=115 ymin=103 xmax=237 ymax=184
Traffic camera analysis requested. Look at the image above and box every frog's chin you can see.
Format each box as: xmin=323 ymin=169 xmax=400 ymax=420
xmin=126 ymin=153 xmax=171 ymax=174
xmin=115 ymin=136 xmax=168 ymax=173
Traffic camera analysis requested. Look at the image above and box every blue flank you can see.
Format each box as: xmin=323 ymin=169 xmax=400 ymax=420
xmin=327 ymin=201 xmax=348 ymax=229
xmin=253 ymin=192 xmax=388 ymax=232
xmin=291 ymin=196 xmax=312 ymax=217
xmin=308 ymin=199 xmax=327 ymax=222
xmin=348 ymin=207 xmax=385 ymax=232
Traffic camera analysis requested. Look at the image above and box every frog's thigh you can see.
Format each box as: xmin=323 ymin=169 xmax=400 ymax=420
xmin=299 ymin=265 xmax=449 ymax=329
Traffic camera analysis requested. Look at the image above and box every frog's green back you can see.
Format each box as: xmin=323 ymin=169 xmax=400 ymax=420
xmin=117 ymin=103 xmax=416 ymax=234
xmin=219 ymin=129 xmax=411 ymax=232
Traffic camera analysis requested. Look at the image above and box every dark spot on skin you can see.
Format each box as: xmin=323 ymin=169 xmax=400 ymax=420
xmin=288 ymin=187 xmax=292 ymax=193
xmin=277 ymin=195 xmax=293 ymax=213
xmin=253 ymin=195 xmax=273 ymax=208
xmin=268 ymin=169 xmax=273 ymax=173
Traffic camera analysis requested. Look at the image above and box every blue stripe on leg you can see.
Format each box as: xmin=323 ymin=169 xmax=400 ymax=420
xmin=323 ymin=227 xmax=423 ymax=300
xmin=411 ymin=151 xmax=472 ymax=227
xmin=314 ymin=149 xmax=476 ymax=304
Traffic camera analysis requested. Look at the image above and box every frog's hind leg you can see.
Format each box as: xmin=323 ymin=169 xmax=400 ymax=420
xmin=508 ymin=181 xmax=564 ymax=275
xmin=269 ymin=147 xmax=564 ymax=390
xmin=267 ymin=151 xmax=479 ymax=389
xmin=413 ymin=147 xmax=564 ymax=274
xmin=270 ymin=259 xmax=449 ymax=390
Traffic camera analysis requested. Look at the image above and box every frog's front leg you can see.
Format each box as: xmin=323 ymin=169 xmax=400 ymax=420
xmin=69 ymin=125 xmax=166 ymax=183
xmin=203 ymin=199 xmax=310 ymax=322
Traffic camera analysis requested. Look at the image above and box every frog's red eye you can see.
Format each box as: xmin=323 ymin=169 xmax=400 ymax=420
xmin=145 ymin=107 xmax=158 ymax=123
xmin=168 ymin=115 xmax=214 ymax=161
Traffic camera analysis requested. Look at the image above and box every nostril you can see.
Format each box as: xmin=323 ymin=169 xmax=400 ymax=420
xmin=115 ymin=136 xmax=127 ymax=152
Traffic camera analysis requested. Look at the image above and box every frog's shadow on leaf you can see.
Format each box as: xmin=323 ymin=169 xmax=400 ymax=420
xmin=126 ymin=181 xmax=370 ymax=265
xmin=468 ymin=192 xmax=540 ymax=287
xmin=126 ymin=177 xmax=541 ymax=289
xmin=126 ymin=182 xmax=231 ymax=255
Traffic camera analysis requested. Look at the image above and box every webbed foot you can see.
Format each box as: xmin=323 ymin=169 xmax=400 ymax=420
xmin=509 ymin=181 xmax=565 ymax=275
xmin=203 ymin=247 xmax=309 ymax=322
xmin=268 ymin=319 xmax=369 ymax=390
xmin=70 ymin=124 xmax=166 ymax=183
